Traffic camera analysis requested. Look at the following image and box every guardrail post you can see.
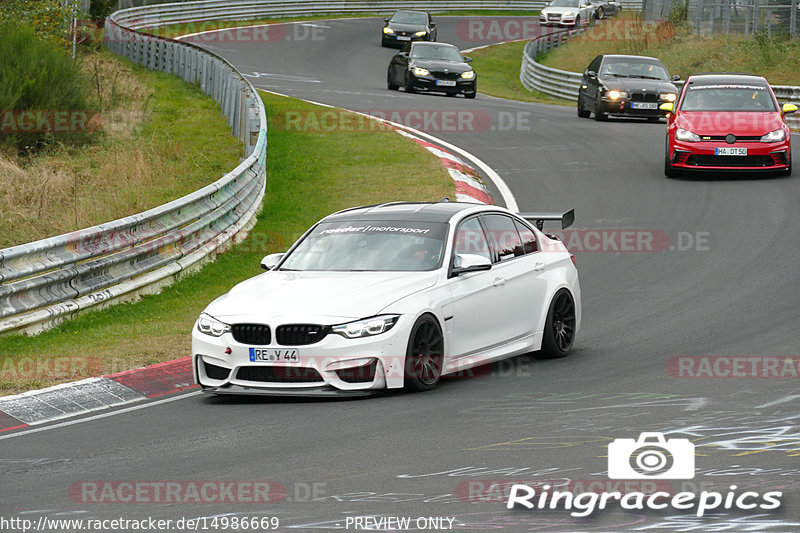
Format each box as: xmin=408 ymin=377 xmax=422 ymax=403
xmin=791 ymin=0 xmax=797 ymax=36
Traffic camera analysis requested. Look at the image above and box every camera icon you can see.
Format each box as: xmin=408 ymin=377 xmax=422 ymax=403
xmin=608 ymin=432 xmax=695 ymax=479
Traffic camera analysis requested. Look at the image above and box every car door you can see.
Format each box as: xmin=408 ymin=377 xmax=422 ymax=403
xmin=580 ymin=0 xmax=594 ymax=22
xmin=445 ymin=216 xmax=507 ymax=359
xmin=582 ymin=55 xmax=603 ymax=105
xmin=391 ymin=45 xmax=411 ymax=84
xmin=482 ymin=214 xmax=549 ymax=344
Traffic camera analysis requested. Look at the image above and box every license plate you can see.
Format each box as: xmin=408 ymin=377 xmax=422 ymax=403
xmin=631 ymin=102 xmax=658 ymax=110
xmin=249 ymin=348 xmax=299 ymax=363
xmin=715 ymin=147 xmax=747 ymax=156
xmin=397 ymin=36 xmax=411 ymax=41
xmin=436 ymin=80 xmax=456 ymax=86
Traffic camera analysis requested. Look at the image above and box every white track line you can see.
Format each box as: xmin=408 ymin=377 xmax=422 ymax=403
xmin=0 ymin=391 xmax=202 ymax=441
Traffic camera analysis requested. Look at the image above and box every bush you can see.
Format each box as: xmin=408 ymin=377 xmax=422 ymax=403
xmin=0 ymin=0 xmax=78 ymax=48
xmin=0 ymin=24 xmax=94 ymax=153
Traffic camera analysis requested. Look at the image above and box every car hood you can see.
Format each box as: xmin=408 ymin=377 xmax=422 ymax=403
xmin=204 ymin=270 xmax=439 ymax=324
xmin=387 ymin=22 xmax=427 ymax=32
xmin=675 ymin=111 xmax=784 ymax=136
xmin=542 ymin=7 xmax=583 ymax=14
xmin=601 ymin=77 xmax=678 ymax=94
xmin=410 ymin=59 xmax=471 ymax=73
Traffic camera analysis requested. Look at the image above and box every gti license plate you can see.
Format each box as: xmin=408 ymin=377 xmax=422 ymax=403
xmin=715 ymin=147 xmax=747 ymax=156
xmin=249 ymin=348 xmax=299 ymax=363
xmin=631 ymin=102 xmax=658 ymax=110
xmin=436 ymin=80 xmax=457 ymax=86
xmin=397 ymin=36 xmax=411 ymax=41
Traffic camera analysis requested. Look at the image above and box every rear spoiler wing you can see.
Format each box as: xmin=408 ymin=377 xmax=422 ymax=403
xmin=520 ymin=209 xmax=575 ymax=230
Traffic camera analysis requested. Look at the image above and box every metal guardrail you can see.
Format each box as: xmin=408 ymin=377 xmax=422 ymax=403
xmin=519 ymin=25 xmax=800 ymax=128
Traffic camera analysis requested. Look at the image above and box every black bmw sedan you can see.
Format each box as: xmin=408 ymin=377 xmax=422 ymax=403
xmin=577 ymin=54 xmax=680 ymax=121
xmin=381 ymin=10 xmax=437 ymax=47
xmin=387 ymin=42 xmax=476 ymax=98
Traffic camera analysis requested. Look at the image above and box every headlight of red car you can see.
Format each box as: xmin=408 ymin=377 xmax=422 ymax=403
xmin=760 ymin=129 xmax=785 ymax=143
xmin=676 ymin=128 xmax=701 ymax=142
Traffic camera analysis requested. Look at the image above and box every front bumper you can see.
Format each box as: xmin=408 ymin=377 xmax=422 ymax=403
xmin=192 ymin=318 xmax=411 ymax=394
xmin=382 ymin=33 xmax=428 ymax=46
xmin=539 ymin=16 xmax=579 ymax=26
xmin=667 ymin=139 xmax=791 ymax=172
xmin=408 ymin=74 xmax=476 ymax=94
xmin=600 ymin=98 xmax=668 ymax=118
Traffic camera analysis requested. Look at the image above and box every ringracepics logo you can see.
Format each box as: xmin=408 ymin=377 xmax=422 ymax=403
xmin=506 ymin=432 xmax=782 ymax=517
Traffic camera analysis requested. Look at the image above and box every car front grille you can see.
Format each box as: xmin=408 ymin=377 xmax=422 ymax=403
xmin=276 ymin=324 xmax=329 ymax=345
xmin=686 ymin=154 xmax=777 ymax=167
xmin=548 ymin=14 xmax=562 ymax=20
xmin=703 ymin=135 xmax=762 ymax=142
xmin=203 ymin=361 xmax=231 ymax=380
xmin=334 ymin=360 xmax=378 ymax=383
xmin=236 ymin=366 xmax=324 ymax=383
xmin=231 ymin=324 xmax=271 ymax=345
xmin=630 ymin=92 xmax=659 ymax=102
xmin=432 ymin=71 xmax=460 ymax=80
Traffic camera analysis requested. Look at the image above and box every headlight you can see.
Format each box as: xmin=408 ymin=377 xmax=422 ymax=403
xmin=197 ymin=313 xmax=231 ymax=337
xmin=676 ymin=128 xmax=701 ymax=142
xmin=460 ymin=70 xmax=475 ymax=79
xmin=412 ymin=67 xmax=430 ymax=76
xmin=760 ymin=128 xmax=785 ymax=143
xmin=607 ymin=90 xmax=627 ymax=100
xmin=331 ymin=315 xmax=399 ymax=339
xmin=660 ymin=93 xmax=677 ymax=102
xmin=383 ymin=27 xmax=394 ymax=34
xmin=414 ymin=31 xmax=427 ymax=37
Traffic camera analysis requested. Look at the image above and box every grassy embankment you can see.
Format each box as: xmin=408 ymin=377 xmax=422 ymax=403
xmin=0 ymin=91 xmax=454 ymax=395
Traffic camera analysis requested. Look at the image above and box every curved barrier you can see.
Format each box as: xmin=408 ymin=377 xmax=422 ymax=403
xmin=519 ymin=26 xmax=800 ymax=128
xmin=1 ymin=0 xmax=650 ymax=336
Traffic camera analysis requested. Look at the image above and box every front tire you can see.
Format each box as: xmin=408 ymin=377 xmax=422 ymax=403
xmin=404 ymin=72 xmax=416 ymax=94
xmin=387 ymin=70 xmax=398 ymax=91
xmin=594 ymin=95 xmax=608 ymax=121
xmin=464 ymin=90 xmax=476 ymax=99
xmin=404 ymin=315 xmax=444 ymax=391
xmin=596 ymin=7 xmax=604 ymax=19
xmin=577 ymin=93 xmax=591 ymax=118
xmin=575 ymin=15 xmax=581 ymax=28
xmin=538 ymin=289 xmax=576 ymax=358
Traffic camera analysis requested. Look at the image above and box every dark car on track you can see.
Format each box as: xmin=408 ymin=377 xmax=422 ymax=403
xmin=388 ymin=42 xmax=477 ymax=98
xmin=381 ymin=10 xmax=437 ymax=47
xmin=577 ymin=54 xmax=681 ymax=121
xmin=661 ymin=73 xmax=796 ymax=177
xmin=589 ymin=0 xmax=621 ymax=19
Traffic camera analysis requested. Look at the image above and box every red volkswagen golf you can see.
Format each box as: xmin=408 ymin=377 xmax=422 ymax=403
xmin=662 ymin=73 xmax=796 ymax=177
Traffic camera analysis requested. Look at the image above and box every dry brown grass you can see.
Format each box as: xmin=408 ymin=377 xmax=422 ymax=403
xmin=0 ymin=48 xmax=242 ymax=248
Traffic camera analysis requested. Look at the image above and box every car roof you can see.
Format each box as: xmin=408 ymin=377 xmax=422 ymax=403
xmin=601 ymin=54 xmax=663 ymax=63
xmin=324 ymin=201 xmax=494 ymax=224
xmin=392 ymin=10 xmax=429 ymax=16
xmin=686 ymin=73 xmax=768 ymax=86
xmin=411 ymin=41 xmax=456 ymax=49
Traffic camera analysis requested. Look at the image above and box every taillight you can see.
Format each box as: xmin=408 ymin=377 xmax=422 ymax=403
xmin=570 ymin=254 xmax=576 ymax=266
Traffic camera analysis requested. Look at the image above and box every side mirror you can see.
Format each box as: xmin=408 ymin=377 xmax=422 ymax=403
xmin=659 ymin=102 xmax=674 ymax=112
xmin=260 ymin=252 xmax=284 ymax=270
xmin=430 ymin=22 xmax=436 ymax=27
xmin=672 ymin=74 xmax=681 ymax=81
xmin=782 ymin=103 xmax=798 ymax=115
xmin=452 ymin=253 xmax=492 ymax=276
xmin=384 ymin=17 xmax=390 ymax=23
xmin=398 ymin=51 xmax=408 ymax=57
xmin=463 ymin=56 xmax=473 ymax=63
xmin=586 ymin=70 xmax=597 ymax=79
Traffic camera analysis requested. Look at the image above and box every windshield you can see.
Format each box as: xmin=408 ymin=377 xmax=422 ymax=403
xmin=410 ymin=45 xmax=464 ymax=62
xmin=280 ymin=221 xmax=448 ymax=272
xmin=549 ymin=0 xmax=581 ymax=7
xmin=390 ymin=11 xmax=428 ymax=25
xmin=680 ymin=85 xmax=777 ymax=112
xmin=600 ymin=59 xmax=670 ymax=80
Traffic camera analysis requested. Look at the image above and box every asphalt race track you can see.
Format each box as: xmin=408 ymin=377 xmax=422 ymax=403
xmin=3 ymin=17 xmax=800 ymax=532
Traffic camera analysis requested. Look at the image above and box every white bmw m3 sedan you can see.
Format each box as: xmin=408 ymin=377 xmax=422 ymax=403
xmin=192 ymin=201 xmax=581 ymax=396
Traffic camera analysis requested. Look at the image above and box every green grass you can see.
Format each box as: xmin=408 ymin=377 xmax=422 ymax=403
xmin=0 ymin=91 xmax=454 ymax=396
xmin=153 ymin=11 xmax=540 ymax=39
xmin=469 ymin=40 xmax=570 ymax=105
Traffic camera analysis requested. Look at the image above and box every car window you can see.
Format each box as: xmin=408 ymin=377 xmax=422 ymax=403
xmin=410 ymin=45 xmax=463 ymax=62
xmin=390 ymin=11 xmax=428 ymax=25
xmin=453 ymin=217 xmax=491 ymax=263
xmin=280 ymin=221 xmax=447 ymax=272
xmin=514 ymin=219 xmax=539 ymax=254
xmin=549 ymin=0 xmax=581 ymax=6
xmin=482 ymin=214 xmax=524 ymax=263
xmin=680 ymin=85 xmax=777 ymax=112
xmin=600 ymin=59 xmax=670 ymax=80
xmin=588 ymin=56 xmax=602 ymax=73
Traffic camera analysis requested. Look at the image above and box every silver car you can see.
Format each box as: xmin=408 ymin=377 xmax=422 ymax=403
xmin=539 ymin=0 xmax=595 ymax=27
